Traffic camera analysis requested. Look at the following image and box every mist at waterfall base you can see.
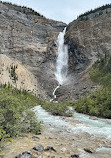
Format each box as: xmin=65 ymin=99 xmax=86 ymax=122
xmin=55 ymin=27 xmax=68 ymax=85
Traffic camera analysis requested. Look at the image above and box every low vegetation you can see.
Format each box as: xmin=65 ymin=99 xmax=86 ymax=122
xmin=0 ymin=83 xmax=73 ymax=151
xmin=41 ymin=101 xmax=73 ymax=117
xmin=90 ymin=54 xmax=111 ymax=87
xmin=73 ymin=55 xmax=111 ymax=118
xmin=9 ymin=65 xmax=18 ymax=83
xmin=74 ymin=88 xmax=111 ymax=118
xmin=0 ymin=1 xmax=45 ymax=17
xmin=0 ymin=84 xmax=41 ymax=151
xmin=78 ymin=3 xmax=111 ymax=21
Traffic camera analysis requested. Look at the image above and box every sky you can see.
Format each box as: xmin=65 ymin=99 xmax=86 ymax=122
xmin=2 ymin=0 xmax=111 ymax=23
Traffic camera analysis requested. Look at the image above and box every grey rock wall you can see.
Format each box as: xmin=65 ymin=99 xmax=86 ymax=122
xmin=0 ymin=2 xmax=66 ymax=100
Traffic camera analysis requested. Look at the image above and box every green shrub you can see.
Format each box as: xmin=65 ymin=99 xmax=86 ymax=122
xmin=0 ymin=126 xmax=10 ymax=151
xmin=90 ymin=55 xmax=111 ymax=87
xmin=72 ymin=55 xmax=111 ymax=118
xmin=0 ymin=85 xmax=41 ymax=150
xmin=41 ymin=101 xmax=73 ymax=117
xmin=9 ymin=65 xmax=18 ymax=83
xmin=20 ymin=110 xmax=41 ymax=134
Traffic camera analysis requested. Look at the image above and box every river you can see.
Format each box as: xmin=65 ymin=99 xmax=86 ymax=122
xmin=33 ymin=105 xmax=111 ymax=158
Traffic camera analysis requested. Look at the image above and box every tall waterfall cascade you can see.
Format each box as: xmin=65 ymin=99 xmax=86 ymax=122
xmin=55 ymin=27 xmax=68 ymax=85
xmin=51 ymin=27 xmax=68 ymax=102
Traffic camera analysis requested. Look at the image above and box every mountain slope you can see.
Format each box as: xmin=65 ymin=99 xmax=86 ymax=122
xmin=1 ymin=2 xmax=111 ymax=101
xmin=56 ymin=6 xmax=111 ymax=101
xmin=0 ymin=54 xmax=46 ymax=97
xmin=0 ymin=1 xmax=66 ymax=100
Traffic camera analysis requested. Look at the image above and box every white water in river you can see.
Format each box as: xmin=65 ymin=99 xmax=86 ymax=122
xmin=55 ymin=27 xmax=68 ymax=85
xmin=33 ymin=105 xmax=111 ymax=140
xmin=73 ymin=112 xmax=111 ymax=139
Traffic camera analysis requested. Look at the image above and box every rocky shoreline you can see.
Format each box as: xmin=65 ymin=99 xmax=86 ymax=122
xmin=1 ymin=106 xmax=111 ymax=158
xmin=2 ymin=132 xmax=111 ymax=158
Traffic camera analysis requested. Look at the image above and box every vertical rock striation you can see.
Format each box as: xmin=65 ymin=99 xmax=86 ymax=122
xmin=57 ymin=9 xmax=111 ymax=101
xmin=0 ymin=2 xmax=66 ymax=100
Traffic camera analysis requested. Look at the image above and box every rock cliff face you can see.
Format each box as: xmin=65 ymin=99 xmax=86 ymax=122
xmin=0 ymin=54 xmax=46 ymax=98
xmin=0 ymin=2 xmax=66 ymax=100
xmin=65 ymin=11 xmax=111 ymax=72
xmin=56 ymin=10 xmax=111 ymax=101
xmin=1 ymin=2 xmax=111 ymax=101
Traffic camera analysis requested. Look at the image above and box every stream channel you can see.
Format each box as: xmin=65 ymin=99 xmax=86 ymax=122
xmin=33 ymin=105 xmax=111 ymax=158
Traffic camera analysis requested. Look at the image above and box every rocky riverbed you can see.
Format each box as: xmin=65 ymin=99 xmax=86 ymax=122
xmin=1 ymin=106 xmax=111 ymax=158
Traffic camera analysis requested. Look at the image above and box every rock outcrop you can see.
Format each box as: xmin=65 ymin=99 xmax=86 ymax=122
xmin=0 ymin=54 xmax=46 ymax=98
xmin=56 ymin=9 xmax=111 ymax=101
xmin=1 ymin=2 xmax=111 ymax=101
xmin=0 ymin=1 xmax=66 ymax=100
xmin=65 ymin=11 xmax=111 ymax=72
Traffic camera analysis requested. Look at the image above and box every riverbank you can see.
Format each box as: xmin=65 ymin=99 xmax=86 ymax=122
xmin=0 ymin=85 xmax=41 ymax=151
xmin=1 ymin=106 xmax=111 ymax=158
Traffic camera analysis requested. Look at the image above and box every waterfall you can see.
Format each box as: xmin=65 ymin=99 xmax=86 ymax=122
xmin=52 ymin=85 xmax=60 ymax=99
xmin=50 ymin=27 xmax=68 ymax=102
xmin=50 ymin=85 xmax=60 ymax=102
xmin=55 ymin=27 xmax=68 ymax=85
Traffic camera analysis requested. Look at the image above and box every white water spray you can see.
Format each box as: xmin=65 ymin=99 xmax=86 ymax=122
xmin=55 ymin=27 xmax=68 ymax=85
